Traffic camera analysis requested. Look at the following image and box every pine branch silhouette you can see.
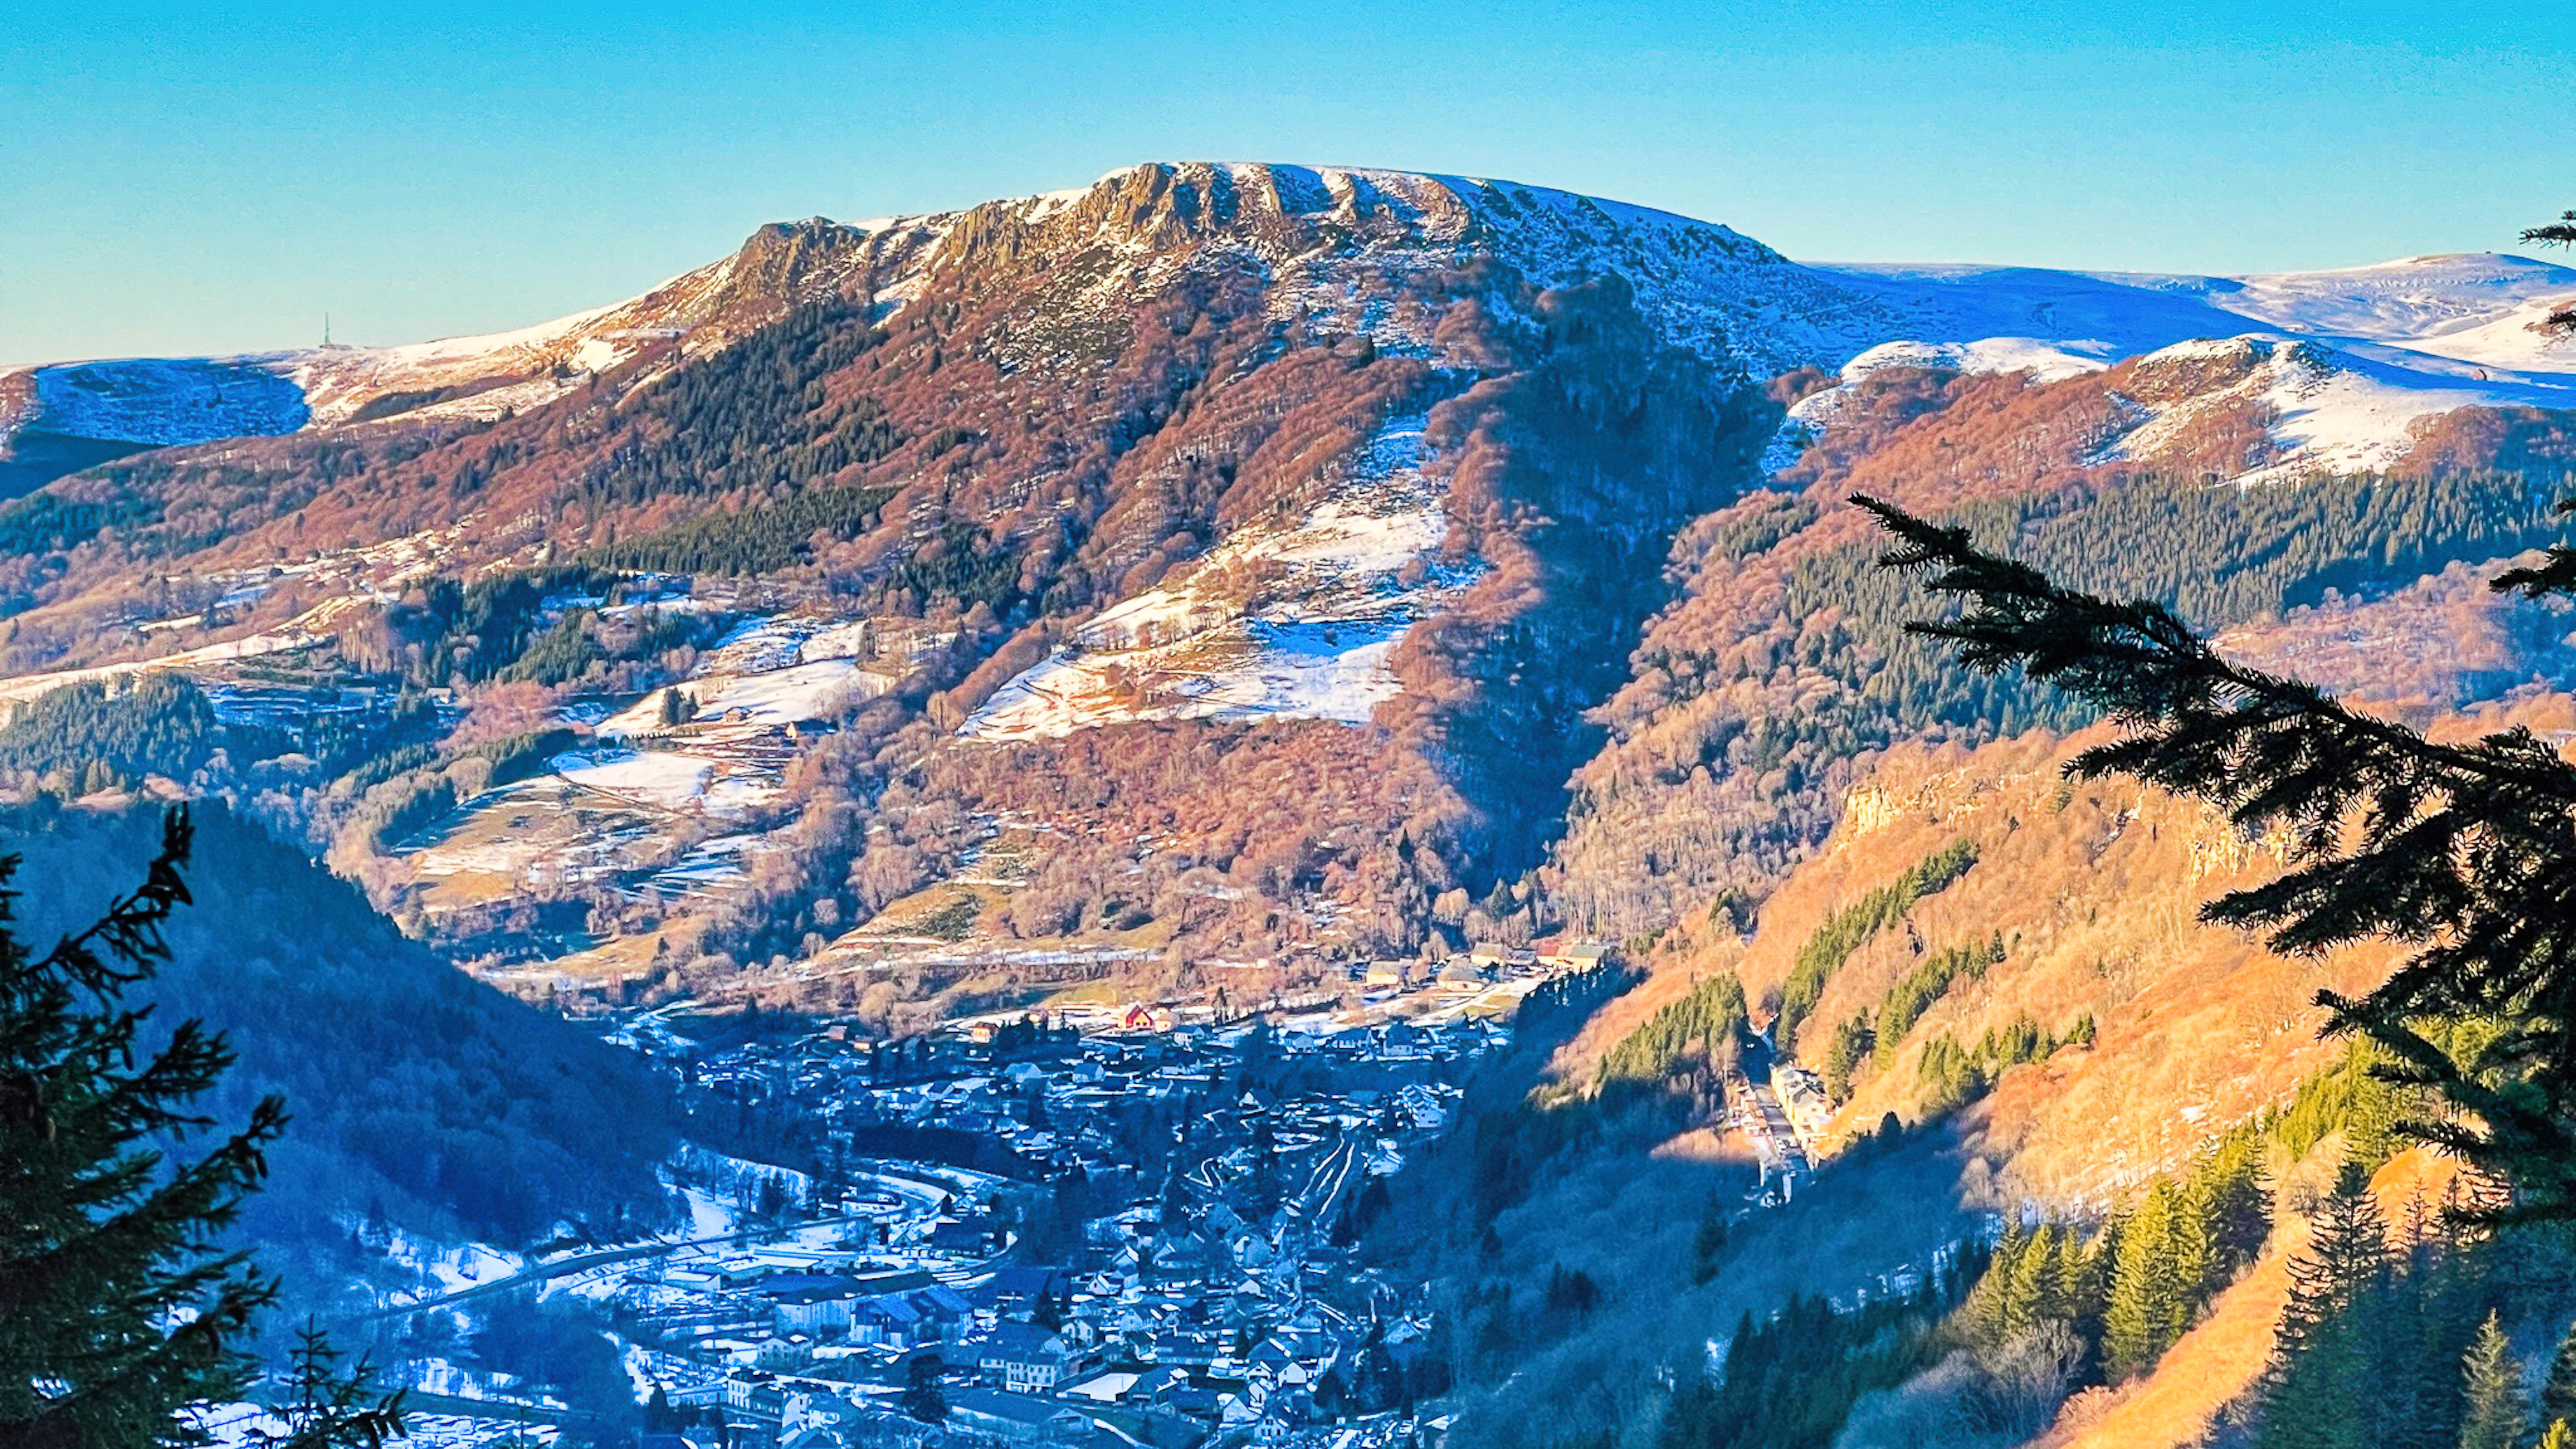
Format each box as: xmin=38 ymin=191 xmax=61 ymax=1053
xmin=1859 ymin=493 xmax=2576 ymax=1220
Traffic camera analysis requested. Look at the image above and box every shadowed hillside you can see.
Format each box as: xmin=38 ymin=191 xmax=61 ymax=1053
xmin=0 ymin=801 xmax=679 ymax=1275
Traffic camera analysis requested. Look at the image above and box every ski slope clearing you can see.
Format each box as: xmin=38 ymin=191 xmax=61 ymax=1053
xmin=964 ymin=412 xmax=1476 ymax=740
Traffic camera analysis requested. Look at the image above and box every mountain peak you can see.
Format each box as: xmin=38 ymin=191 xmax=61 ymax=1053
xmin=11 ymin=164 xmax=2573 ymax=480
xmin=834 ymin=160 xmax=1793 ymax=280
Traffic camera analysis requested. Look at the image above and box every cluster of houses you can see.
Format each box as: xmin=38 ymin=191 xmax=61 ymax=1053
xmin=1771 ymin=1063 xmax=1832 ymax=1145
xmin=598 ymin=1011 xmax=1500 ymax=1449
xmin=1348 ymin=937 xmax=1612 ymax=994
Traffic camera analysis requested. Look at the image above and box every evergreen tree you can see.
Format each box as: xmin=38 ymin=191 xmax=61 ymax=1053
xmin=2005 ymin=1222 xmax=2066 ymax=1336
xmin=2166 ymin=1179 xmax=2218 ymax=1326
xmin=2459 ymin=1312 xmax=2526 ymax=1449
xmin=2102 ymin=1180 xmax=2190 ymax=1380
xmin=1962 ymin=1217 xmax=2029 ymax=1349
xmin=1354 ymin=1173 xmax=1394 ymax=1233
xmin=901 ymin=1354 xmax=948 ymax=1423
xmin=2278 ymin=1166 xmax=2392 ymax=1364
xmin=2056 ymin=1225 xmax=2110 ymax=1362
xmin=1820 ymin=1013 xmax=1874 ymax=1100
xmin=2542 ymin=1318 xmax=2576 ymax=1432
xmin=1599 ymin=971 xmax=1746 ymax=1086
xmin=0 ymin=809 xmax=402 ymax=1448
xmin=2256 ymin=1166 xmax=2389 ymax=1449
xmin=2191 ymin=1128 xmax=2272 ymax=1295
xmin=1861 ymin=494 xmax=2576 ymax=1219
xmin=262 ymin=1324 xmax=406 ymax=1449
xmin=2262 ymin=1305 xmax=2370 ymax=1449
xmin=2526 ymin=207 xmax=2576 ymax=332
xmin=1774 ymin=841 xmax=1977 ymax=1052
xmin=1690 ymin=1194 xmax=1729 ymax=1285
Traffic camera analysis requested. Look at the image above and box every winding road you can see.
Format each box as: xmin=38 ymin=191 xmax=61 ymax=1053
xmin=350 ymin=1165 xmax=960 ymax=1322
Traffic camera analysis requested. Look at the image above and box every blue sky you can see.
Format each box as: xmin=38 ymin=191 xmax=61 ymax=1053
xmin=7 ymin=1 xmax=2570 ymax=361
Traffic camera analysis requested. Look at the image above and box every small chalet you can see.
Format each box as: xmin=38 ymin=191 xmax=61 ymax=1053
xmin=1534 ymin=937 xmax=1614 ymax=970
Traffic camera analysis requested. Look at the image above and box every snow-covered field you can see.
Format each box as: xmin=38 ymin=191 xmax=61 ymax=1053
xmin=667 ymin=1144 xmax=825 ymax=1239
xmin=20 ymin=356 xmax=308 ymax=444
xmin=965 ymin=411 xmax=1476 ymax=739
xmin=546 ymin=746 xmax=783 ymax=816
xmin=601 ymin=655 xmax=888 ymax=737
xmin=549 ymin=747 xmax=718 ymax=805
xmin=2101 ymin=334 xmax=2561 ymax=481
xmin=391 ymin=608 xmax=900 ymax=918
xmin=1808 ymin=251 xmax=2576 ymax=377
xmin=636 ymin=832 xmax=758 ymax=899
xmin=2210 ymin=253 xmax=2576 ymax=368
xmin=372 ymin=1225 xmax=528 ymax=1301
xmin=523 ymin=636 xmax=894 ymax=822
xmin=1839 ymin=335 xmax=2122 ymax=384
xmin=697 ymin=613 xmax=879 ymax=675
xmin=972 ymin=619 xmax=1415 ymax=739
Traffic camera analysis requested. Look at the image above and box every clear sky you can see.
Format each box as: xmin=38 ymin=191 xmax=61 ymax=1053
xmin=7 ymin=1 xmax=2571 ymax=363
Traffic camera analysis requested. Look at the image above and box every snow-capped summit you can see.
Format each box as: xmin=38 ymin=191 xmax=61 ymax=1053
xmin=6 ymin=164 xmax=2573 ymax=493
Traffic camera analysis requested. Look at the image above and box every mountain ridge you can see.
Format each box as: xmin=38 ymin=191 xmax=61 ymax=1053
xmin=13 ymin=162 xmax=2570 ymax=488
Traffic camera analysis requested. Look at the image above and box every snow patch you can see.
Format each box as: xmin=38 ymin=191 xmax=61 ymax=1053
xmin=603 ymin=656 xmax=887 ymax=736
xmin=376 ymin=1226 xmax=527 ymax=1299
xmin=1769 ymin=252 xmax=2576 ymax=482
xmin=27 ymin=358 xmax=307 ymax=445
xmin=2101 ymin=334 xmax=2559 ymax=481
xmin=1840 ymin=336 xmax=2120 ymax=384
xmin=1803 ymin=253 xmax=2576 ymax=392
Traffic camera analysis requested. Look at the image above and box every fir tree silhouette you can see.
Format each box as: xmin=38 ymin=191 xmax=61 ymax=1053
xmin=0 ymin=808 xmax=403 ymax=1447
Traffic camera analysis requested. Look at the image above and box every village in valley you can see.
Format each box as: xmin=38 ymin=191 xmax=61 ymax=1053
xmin=363 ymin=939 xmax=1632 ymax=1449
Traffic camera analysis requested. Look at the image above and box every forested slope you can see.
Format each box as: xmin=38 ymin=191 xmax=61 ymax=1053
xmin=0 ymin=801 xmax=678 ymax=1261
xmin=1549 ymin=445 xmax=2576 ymax=936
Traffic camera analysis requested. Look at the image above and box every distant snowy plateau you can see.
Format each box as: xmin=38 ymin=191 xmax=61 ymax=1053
xmin=1787 ymin=251 xmax=2576 ymax=479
